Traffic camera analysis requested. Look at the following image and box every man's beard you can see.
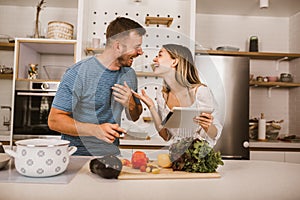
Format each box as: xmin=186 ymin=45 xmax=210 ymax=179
xmin=117 ymin=54 xmax=134 ymax=67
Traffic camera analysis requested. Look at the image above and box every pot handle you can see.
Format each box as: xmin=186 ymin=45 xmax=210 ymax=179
xmin=68 ymin=146 xmax=77 ymax=156
xmin=5 ymin=149 xmax=18 ymax=158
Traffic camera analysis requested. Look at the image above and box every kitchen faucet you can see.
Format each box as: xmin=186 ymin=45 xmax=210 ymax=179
xmin=1 ymin=106 xmax=11 ymax=131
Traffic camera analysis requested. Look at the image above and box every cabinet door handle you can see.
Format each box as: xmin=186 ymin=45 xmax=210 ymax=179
xmin=16 ymin=92 xmax=56 ymax=97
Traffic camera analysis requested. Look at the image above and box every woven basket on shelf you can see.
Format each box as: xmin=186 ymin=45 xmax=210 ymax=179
xmin=47 ymin=21 xmax=74 ymax=40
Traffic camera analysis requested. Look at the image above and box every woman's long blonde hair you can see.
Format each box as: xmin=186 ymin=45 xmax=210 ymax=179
xmin=161 ymin=44 xmax=203 ymax=94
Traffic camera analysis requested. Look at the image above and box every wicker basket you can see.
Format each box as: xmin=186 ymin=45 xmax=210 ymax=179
xmin=47 ymin=21 xmax=74 ymax=40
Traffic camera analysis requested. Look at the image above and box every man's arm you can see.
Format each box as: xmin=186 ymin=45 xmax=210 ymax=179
xmin=48 ymin=107 xmax=126 ymax=143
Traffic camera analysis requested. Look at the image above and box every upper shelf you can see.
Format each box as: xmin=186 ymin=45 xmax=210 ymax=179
xmin=0 ymin=42 xmax=14 ymax=51
xmin=16 ymin=38 xmax=77 ymax=55
xmin=0 ymin=0 xmax=77 ymax=8
xmin=87 ymin=48 xmax=300 ymax=61
xmin=195 ymin=50 xmax=300 ymax=61
xmin=249 ymin=81 xmax=300 ymax=87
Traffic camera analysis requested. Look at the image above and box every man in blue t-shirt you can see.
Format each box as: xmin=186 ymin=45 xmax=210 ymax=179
xmin=48 ymin=17 xmax=146 ymax=156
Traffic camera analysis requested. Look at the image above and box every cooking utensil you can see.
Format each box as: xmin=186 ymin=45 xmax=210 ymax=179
xmin=280 ymin=73 xmax=293 ymax=82
xmin=267 ymin=76 xmax=278 ymax=82
xmin=5 ymin=139 xmax=77 ymax=177
xmin=0 ymin=153 xmax=10 ymax=170
xmin=216 ymin=46 xmax=239 ymax=51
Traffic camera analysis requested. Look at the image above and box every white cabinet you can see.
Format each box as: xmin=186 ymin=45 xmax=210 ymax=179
xmin=250 ymin=150 xmax=300 ymax=163
xmin=250 ymin=151 xmax=285 ymax=162
xmin=285 ymin=152 xmax=300 ymax=164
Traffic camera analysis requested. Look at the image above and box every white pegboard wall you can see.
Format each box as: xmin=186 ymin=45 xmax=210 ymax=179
xmin=83 ymin=0 xmax=195 ymax=134
xmin=121 ymin=76 xmax=164 ymax=135
xmin=86 ymin=0 xmax=193 ymax=49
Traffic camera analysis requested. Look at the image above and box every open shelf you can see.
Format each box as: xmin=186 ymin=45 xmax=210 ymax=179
xmin=249 ymin=81 xmax=300 ymax=88
xmin=0 ymin=74 xmax=13 ymax=79
xmin=145 ymin=16 xmax=173 ymax=27
xmin=136 ymin=72 xmax=157 ymax=77
xmin=195 ymin=50 xmax=300 ymax=61
xmin=0 ymin=42 xmax=14 ymax=51
xmin=85 ymin=47 xmax=104 ymax=55
xmin=14 ymin=38 xmax=77 ymax=80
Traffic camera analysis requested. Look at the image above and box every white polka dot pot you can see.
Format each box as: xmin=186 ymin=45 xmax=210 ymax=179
xmin=5 ymin=139 xmax=77 ymax=177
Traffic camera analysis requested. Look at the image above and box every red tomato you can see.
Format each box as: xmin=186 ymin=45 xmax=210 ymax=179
xmin=131 ymin=151 xmax=148 ymax=169
xmin=139 ymin=165 xmax=146 ymax=172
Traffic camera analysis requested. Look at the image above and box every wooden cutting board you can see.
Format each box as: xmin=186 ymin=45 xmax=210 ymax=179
xmin=118 ymin=166 xmax=221 ymax=180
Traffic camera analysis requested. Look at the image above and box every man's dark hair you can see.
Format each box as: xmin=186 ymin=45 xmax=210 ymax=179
xmin=106 ymin=17 xmax=146 ymax=45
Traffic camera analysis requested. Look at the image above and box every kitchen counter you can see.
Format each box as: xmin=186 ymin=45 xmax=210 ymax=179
xmin=120 ymin=135 xmax=300 ymax=150
xmin=0 ymin=157 xmax=299 ymax=200
xmin=120 ymin=134 xmax=171 ymax=147
xmin=249 ymin=139 xmax=300 ymax=149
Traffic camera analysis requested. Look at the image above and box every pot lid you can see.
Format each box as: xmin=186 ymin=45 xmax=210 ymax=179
xmin=15 ymin=139 xmax=70 ymax=147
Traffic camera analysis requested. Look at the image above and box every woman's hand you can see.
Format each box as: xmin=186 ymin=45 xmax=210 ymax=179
xmin=193 ymin=113 xmax=214 ymax=133
xmin=131 ymin=89 xmax=155 ymax=109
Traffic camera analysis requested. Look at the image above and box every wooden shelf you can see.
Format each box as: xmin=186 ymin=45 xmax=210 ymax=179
xmin=136 ymin=72 xmax=158 ymax=77
xmin=249 ymin=81 xmax=300 ymax=87
xmin=145 ymin=16 xmax=173 ymax=27
xmin=85 ymin=47 xmax=104 ymax=55
xmin=0 ymin=42 xmax=14 ymax=51
xmin=195 ymin=50 xmax=300 ymax=61
xmin=16 ymin=78 xmax=61 ymax=82
xmin=0 ymin=74 xmax=13 ymax=79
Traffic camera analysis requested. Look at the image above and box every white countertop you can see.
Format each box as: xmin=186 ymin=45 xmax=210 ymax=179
xmin=120 ymin=135 xmax=300 ymax=150
xmin=249 ymin=139 xmax=300 ymax=149
xmin=0 ymin=157 xmax=299 ymax=200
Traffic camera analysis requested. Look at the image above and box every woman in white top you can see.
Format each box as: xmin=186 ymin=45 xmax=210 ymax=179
xmin=133 ymin=44 xmax=222 ymax=146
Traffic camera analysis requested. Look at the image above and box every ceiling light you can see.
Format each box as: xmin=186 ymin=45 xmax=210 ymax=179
xmin=260 ymin=0 xmax=269 ymax=9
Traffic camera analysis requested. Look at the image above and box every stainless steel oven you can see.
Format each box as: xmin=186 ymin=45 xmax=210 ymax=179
xmin=13 ymin=81 xmax=60 ymax=139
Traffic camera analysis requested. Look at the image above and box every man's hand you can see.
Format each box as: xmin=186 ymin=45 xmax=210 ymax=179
xmin=95 ymin=123 xmax=126 ymax=143
xmin=112 ymin=81 xmax=132 ymax=108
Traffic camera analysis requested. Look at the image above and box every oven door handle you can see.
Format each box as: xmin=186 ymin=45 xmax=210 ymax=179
xmin=17 ymin=92 xmax=56 ymax=97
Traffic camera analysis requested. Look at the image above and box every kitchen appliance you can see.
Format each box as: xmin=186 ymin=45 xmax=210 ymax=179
xmin=196 ymin=55 xmax=249 ymax=159
xmin=12 ymin=81 xmax=60 ymax=139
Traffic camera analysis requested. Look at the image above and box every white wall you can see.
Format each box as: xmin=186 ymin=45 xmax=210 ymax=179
xmin=196 ymin=14 xmax=289 ymax=52
xmin=196 ymin=14 xmax=291 ymax=135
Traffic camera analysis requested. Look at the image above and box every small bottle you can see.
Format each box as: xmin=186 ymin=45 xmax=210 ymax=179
xmin=258 ymin=113 xmax=266 ymax=141
xmin=249 ymin=36 xmax=258 ymax=52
